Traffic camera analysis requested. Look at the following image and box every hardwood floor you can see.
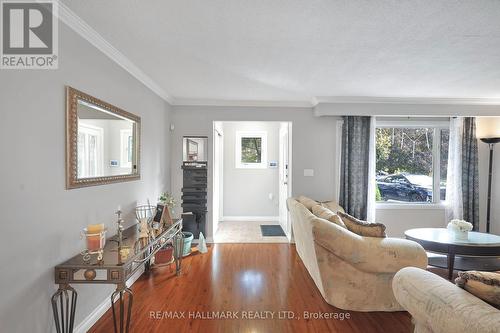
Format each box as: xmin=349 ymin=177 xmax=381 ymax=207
xmin=89 ymin=244 xmax=412 ymax=333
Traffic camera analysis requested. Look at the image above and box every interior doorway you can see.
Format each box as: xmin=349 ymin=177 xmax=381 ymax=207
xmin=212 ymin=121 xmax=292 ymax=243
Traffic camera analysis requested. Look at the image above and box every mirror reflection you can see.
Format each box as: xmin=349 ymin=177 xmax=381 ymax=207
xmin=77 ymin=100 xmax=137 ymax=179
xmin=183 ymin=136 xmax=208 ymax=162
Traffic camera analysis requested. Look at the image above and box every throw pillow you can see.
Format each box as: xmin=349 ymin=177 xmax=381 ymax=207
xmin=337 ymin=211 xmax=387 ymax=238
xmin=297 ymin=195 xmax=318 ymax=211
xmin=455 ymin=271 xmax=500 ymax=308
xmin=311 ymin=205 xmax=347 ymax=229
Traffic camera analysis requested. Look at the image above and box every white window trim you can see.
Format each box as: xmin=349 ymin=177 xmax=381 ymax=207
xmin=120 ymin=129 xmax=133 ymax=168
xmin=375 ymin=202 xmax=447 ymax=210
xmin=78 ymin=123 xmax=104 ymax=178
xmin=235 ymin=131 xmax=268 ymax=169
xmin=375 ymin=119 xmax=450 ymax=208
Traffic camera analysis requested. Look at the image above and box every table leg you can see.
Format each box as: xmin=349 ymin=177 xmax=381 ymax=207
xmin=174 ymin=231 xmax=184 ymax=276
xmin=447 ymin=252 xmax=455 ymax=281
xmin=111 ymin=284 xmax=133 ymax=333
xmin=51 ymin=284 xmax=77 ymax=333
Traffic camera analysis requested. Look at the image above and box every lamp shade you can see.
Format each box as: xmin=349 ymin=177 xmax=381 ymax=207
xmin=476 ymin=117 xmax=500 ymax=140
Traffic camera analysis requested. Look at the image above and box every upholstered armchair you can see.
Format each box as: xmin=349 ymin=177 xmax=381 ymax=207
xmin=288 ymin=198 xmax=428 ymax=311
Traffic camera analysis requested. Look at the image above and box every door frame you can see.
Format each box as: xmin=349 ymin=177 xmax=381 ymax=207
xmin=211 ymin=120 xmax=292 ymax=242
xmin=279 ymin=122 xmax=293 ymax=241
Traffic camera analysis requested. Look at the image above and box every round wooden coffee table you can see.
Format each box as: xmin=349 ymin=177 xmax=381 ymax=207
xmin=405 ymin=228 xmax=500 ymax=280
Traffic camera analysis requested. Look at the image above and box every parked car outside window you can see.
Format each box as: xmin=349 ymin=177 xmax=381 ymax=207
xmin=376 ymin=173 xmax=445 ymax=203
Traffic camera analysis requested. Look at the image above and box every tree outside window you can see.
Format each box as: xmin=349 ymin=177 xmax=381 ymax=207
xmin=236 ymin=131 xmax=267 ymax=168
xmin=376 ymin=126 xmax=449 ymax=204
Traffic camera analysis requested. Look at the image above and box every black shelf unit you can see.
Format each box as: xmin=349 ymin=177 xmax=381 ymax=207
xmin=181 ymin=161 xmax=207 ymax=238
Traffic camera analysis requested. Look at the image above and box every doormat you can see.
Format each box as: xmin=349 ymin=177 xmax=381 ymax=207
xmin=260 ymin=225 xmax=286 ymax=237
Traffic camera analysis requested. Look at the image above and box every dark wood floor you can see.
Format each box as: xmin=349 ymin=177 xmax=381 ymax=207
xmin=90 ymin=244 xmax=413 ymax=333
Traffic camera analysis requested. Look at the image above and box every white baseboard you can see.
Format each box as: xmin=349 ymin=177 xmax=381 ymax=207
xmin=74 ymin=266 xmax=145 ymax=333
xmin=221 ymin=216 xmax=280 ymax=222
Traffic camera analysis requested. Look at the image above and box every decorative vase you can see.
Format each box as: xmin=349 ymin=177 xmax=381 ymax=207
xmin=182 ymin=232 xmax=194 ymax=256
xmin=447 ymin=223 xmax=469 ymax=241
xmin=453 ymin=230 xmax=468 ymax=240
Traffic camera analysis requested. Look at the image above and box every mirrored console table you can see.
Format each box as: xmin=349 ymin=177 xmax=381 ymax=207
xmin=52 ymin=219 xmax=183 ymax=333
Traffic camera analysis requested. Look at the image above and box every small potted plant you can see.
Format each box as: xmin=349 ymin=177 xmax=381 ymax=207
xmin=447 ymin=219 xmax=473 ymax=240
xmin=159 ymin=192 xmax=177 ymax=217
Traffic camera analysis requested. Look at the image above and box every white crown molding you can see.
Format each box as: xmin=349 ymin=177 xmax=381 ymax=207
xmin=315 ymin=96 xmax=500 ymax=105
xmin=172 ymin=98 xmax=313 ymax=108
xmin=54 ymin=1 xmax=174 ymax=104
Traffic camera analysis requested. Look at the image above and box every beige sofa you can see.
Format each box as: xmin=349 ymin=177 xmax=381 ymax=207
xmin=393 ymin=267 xmax=500 ymax=333
xmin=288 ymin=197 xmax=428 ymax=311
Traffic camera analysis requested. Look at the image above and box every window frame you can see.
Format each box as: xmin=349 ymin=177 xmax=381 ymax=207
xmin=120 ymin=128 xmax=133 ymax=168
xmin=375 ymin=119 xmax=449 ymax=208
xmin=235 ymin=130 xmax=268 ymax=169
xmin=77 ymin=123 xmax=104 ymax=178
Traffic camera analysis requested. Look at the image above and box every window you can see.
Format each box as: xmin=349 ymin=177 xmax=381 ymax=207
xmin=376 ymin=121 xmax=449 ymax=204
xmin=235 ymin=131 xmax=267 ymax=168
xmin=77 ymin=123 xmax=103 ymax=178
xmin=120 ymin=129 xmax=133 ymax=168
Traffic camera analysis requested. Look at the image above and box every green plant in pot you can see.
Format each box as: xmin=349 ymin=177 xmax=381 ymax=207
xmin=159 ymin=192 xmax=177 ymax=217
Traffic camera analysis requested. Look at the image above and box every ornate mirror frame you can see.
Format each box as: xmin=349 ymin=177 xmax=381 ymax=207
xmin=66 ymin=86 xmax=141 ymax=189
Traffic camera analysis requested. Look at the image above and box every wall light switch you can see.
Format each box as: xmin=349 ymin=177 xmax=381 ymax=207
xmin=304 ymin=169 xmax=314 ymax=177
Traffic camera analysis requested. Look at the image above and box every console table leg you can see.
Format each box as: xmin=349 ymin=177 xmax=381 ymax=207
xmin=174 ymin=232 xmax=184 ymax=276
xmin=51 ymin=284 xmax=77 ymax=333
xmin=447 ymin=253 xmax=455 ymax=281
xmin=111 ymin=284 xmax=133 ymax=333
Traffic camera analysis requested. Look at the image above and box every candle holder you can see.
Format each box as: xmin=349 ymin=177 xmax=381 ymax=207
xmin=115 ymin=210 xmax=125 ymax=248
xmin=81 ymin=227 xmax=107 ymax=262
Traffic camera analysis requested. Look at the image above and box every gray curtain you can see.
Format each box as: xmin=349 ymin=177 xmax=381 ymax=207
xmin=339 ymin=116 xmax=371 ymax=220
xmin=462 ymin=117 xmax=480 ymax=230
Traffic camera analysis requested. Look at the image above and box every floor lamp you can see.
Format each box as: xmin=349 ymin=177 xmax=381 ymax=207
xmin=476 ymin=117 xmax=500 ymax=233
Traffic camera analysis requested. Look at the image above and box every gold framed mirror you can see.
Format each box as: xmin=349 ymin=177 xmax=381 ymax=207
xmin=66 ymin=86 xmax=141 ymax=189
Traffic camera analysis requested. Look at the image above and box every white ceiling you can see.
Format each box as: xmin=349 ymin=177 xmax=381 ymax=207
xmin=63 ymin=0 xmax=500 ymax=105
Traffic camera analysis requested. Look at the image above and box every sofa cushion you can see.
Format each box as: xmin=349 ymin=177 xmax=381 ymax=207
xmin=337 ymin=211 xmax=387 ymax=238
xmin=455 ymin=271 xmax=500 ymax=308
xmin=311 ymin=205 xmax=347 ymax=229
xmin=320 ymin=201 xmax=345 ymax=214
xmin=297 ymin=195 xmax=318 ymax=211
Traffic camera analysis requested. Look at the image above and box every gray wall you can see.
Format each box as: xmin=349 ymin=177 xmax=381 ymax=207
xmin=0 ymin=24 xmax=172 ymax=332
xmin=171 ymin=106 xmax=340 ymax=239
xmin=222 ymin=121 xmax=280 ymax=218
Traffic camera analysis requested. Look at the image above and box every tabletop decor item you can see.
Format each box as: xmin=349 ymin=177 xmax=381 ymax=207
xmin=159 ymin=192 xmax=177 ymax=217
xmin=135 ymin=203 xmax=156 ymax=238
xmin=447 ymin=219 xmax=474 ymax=240
xmin=114 ymin=210 xmax=132 ymax=263
xmin=135 ymin=202 xmax=158 ymax=269
xmin=81 ymin=223 xmax=107 ymax=262
xmin=197 ymin=232 xmax=208 ymax=253
xmin=182 ymin=231 xmax=194 ymax=256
